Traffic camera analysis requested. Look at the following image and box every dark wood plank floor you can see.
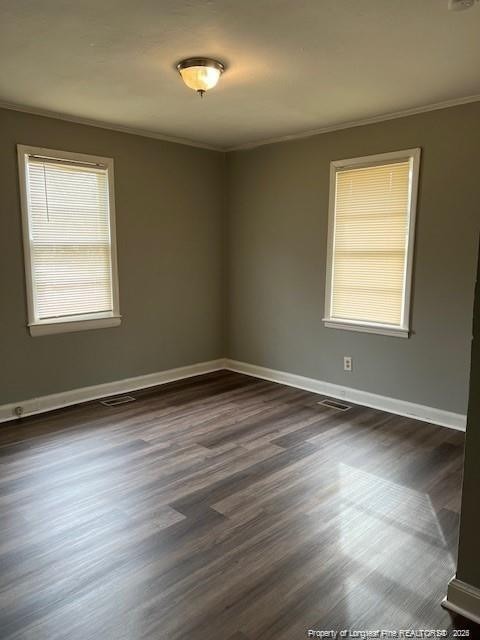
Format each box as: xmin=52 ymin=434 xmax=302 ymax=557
xmin=0 ymin=370 xmax=475 ymax=639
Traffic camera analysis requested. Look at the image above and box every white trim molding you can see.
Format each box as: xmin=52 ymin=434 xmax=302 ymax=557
xmin=323 ymin=148 xmax=420 ymax=338
xmin=229 ymin=94 xmax=480 ymax=151
xmin=0 ymin=358 xmax=466 ymax=430
xmin=224 ymin=359 xmax=466 ymax=431
xmin=323 ymin=319 xmax=409 ymax=339
xmin=2 ymin=95 xmax=480 ymax=154
xmin=0 ymin=101 xmax=219 ymax=151
xmin=17 ymin=145 xmax=121 ymax=337
xmin=0 ymin=359 xmax=226 ymax=423
xmin=28 ymin=314 xmax=122 ymax=337
xmin=442 ymin=576 xmax=480 ymax=625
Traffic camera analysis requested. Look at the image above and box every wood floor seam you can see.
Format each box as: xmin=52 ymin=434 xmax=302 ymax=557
xmin=0 ymin=370 xmax=474 ymax=639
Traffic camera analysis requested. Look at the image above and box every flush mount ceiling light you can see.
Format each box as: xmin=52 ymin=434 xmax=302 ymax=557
xmin=176 ymin=58 xmax=225 ymax=97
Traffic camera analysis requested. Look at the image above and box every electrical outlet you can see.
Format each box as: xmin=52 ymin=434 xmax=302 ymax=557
xmin=343 ymin=356 xmax=352 ymax=372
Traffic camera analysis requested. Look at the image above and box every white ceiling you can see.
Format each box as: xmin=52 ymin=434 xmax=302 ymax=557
xmin=1 ymin=0 xmax=479 ymax=150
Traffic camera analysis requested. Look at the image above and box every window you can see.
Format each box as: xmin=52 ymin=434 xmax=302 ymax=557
xmin=17 ymin=145 xmax=120 ymax=336
xmin=324 ymin=148 xmax=420 ymax=338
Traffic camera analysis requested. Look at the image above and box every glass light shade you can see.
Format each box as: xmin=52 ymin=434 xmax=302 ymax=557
xmin=177 ymin=58 xmax=225 ymax=95
xmin=179 ymin=65 xmax=221 ymax=91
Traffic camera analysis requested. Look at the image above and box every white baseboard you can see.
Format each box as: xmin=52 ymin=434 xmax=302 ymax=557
xmin=0 ymin=357 xmax=466 ymax=431
xmin=224 ymin=359 xmax=466 ymax=431
xmin=0 ymin=359 xmax=227 ymax=424
xmin=442 ymin=576 xmax=480 ymax=624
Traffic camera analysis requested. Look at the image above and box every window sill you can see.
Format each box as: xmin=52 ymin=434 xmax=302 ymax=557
xmin=323 ymin=318 xmax=409 ymax=338
xmin=29 ymin=314 xmax=121 ymax=337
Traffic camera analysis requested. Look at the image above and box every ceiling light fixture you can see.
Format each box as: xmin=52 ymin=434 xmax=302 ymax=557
xmin=176 ymin=58 xmax=225 ymax=97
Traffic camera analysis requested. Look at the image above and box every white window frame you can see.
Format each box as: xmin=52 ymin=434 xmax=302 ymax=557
xmin=323 ymin=148 xmax=421 ymax=339
xmin=17 ymin=145 xmax=121 ymax=337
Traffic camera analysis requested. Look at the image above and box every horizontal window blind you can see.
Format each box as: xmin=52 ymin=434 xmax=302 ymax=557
xmin=331 ymin=160 xmax=411 ymax=326
xmin=25 ymin=157 xmax=114 ymax=321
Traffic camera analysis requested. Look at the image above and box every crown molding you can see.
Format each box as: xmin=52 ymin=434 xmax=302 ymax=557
xmin=227 ymin=94 xmax=480 ymax=151
xmin=2 ymin=94 xmax=480 ymax=154
xmin=0 ymin=101 xmax=222 ymax=152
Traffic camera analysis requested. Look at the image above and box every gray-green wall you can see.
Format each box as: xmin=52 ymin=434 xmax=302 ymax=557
xmin=0 ymin=108 xmax=225 ymax=404
xmin=456 ymin=247 xmax=480 ymax=587
xmin=2 ymin=103 xmax=480 ymax=414
xmin=226 ymin=102 xmax=480 ymax=415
